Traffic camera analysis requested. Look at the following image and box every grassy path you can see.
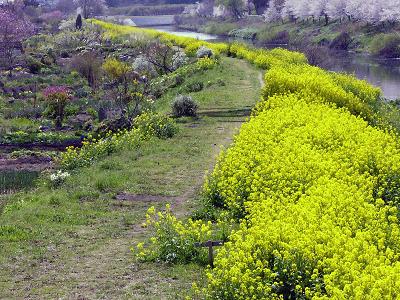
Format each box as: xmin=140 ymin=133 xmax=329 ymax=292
xmin=0 ymin=57 xmax=261 ymax=299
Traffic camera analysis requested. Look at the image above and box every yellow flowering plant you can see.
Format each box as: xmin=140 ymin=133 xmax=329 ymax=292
xmin=203 ymin=94 xmax=400 ymax=299
xmin=61 ymin=112 xmax=178 ymax=169
xmin=134 ymin=204 xmax=214 ymax=264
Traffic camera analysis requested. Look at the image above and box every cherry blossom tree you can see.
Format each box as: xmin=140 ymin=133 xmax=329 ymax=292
xmin=309 ymin=0 xmax=329 ymax=24
xmin=266 ymin=0 xmax=400 ymax=24
xmin=291 ymin=0 xmax=310 ymax=20
xmin=0 ymin=7 xmax=34 ymax=75
xmin=326 ymin=0 xmax=347 ymax=21
xmin=263 ymin=0 xmax=281 ymax=22
xmin=380 ymin=0 xmax=400 ymax=23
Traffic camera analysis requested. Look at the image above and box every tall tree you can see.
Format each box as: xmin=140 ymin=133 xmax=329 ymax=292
xmin=55 ymin=0 xmax=76 ymax=14
xmin=263 ymin=0 xmax=281 ymax=22
xmin=74 ymin=0 xmax=106 ymax=19
xmin=0 ymin=7 xmax=34 ymax=76
xmin=253 ymin=0 xmax=269 ymax=15
xmin=217 ymin=0 xmax=245 ymax=19
xmin=276 ymin=0 xmax=400 ymax=24
xmin=326 ymin=0 xmax=347 ymax=20
xmin=309 ymin=0 xmax=328 ymax=24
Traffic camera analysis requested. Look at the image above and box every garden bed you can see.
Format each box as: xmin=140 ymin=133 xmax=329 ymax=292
xmin=0 ymin=155 xmax=52 ymax=171
xmin=0 ymin=139 xmax=83 ymax=152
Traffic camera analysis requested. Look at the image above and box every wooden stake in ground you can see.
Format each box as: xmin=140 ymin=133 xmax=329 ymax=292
xmin=194 ymin=240 xmax=224 ymax=268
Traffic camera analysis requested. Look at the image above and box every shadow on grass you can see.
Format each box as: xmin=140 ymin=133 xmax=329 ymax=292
xmin=198 ymin=107 xmax=252 ymax=118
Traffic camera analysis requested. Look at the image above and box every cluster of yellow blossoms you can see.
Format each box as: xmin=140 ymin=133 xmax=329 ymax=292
xmin=204 ymin=94 xmax=400 ymax=298
xmin=135 ymin=204 xmax=215 ymax=264
xmin=91 ymin=20 xmax=228 ymax=56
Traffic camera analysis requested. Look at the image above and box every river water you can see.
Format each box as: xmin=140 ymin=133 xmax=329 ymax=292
xmin=150 ymin=25 xmax=400 ymax=100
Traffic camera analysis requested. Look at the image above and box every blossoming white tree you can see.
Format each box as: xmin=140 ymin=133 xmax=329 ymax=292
xmin=326 ymin=0 xmax=347 ymax=20
xmin=263 ymin=0 xmax=281 ymax=22
xmin=261 ymin=0 xmax=400 ymax=23
xmin=309 ymin=0 xmax=328 ymax=23
xmin=380 ymin=0 xmax=400 ymax=23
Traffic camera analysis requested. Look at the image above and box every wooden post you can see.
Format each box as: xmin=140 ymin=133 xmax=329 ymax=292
xmin=194 ymin=240 xmax=224 ymax=268
xmin=207 ymin=241 xmax=214 ymax=268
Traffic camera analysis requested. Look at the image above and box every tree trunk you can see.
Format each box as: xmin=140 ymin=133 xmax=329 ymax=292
xmin=83 ymin=0 xmax=88 ymax=19
xmin=55 ymin=116 xmax=62 ymax=130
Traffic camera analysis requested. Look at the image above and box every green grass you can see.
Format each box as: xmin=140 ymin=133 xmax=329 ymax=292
xmin=0 ymin=170 xmax=40 ymax=194
xmin=203 ymin=21 xmax=239 ymax=36
xmin=0 ymin=57 xmax=261 ymax=299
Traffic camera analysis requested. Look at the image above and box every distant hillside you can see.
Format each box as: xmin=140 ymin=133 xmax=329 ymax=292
xmin=110 ymin=0 xmax=197 ymax=7
xmin=107 ymin=4 xmax=187 ymax=16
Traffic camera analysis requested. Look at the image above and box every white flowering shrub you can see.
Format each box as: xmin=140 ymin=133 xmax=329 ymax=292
xmin=58 ymin=18 xmax=78 ymax=31
xmin=133 ymin=55 xmax=157 ymax=78
xmin=50 ymin=170 xmax=71 ymax=187
xmin=196 ymin=46 xmax=213 ymax=58
xmin=172 ymin=50 xmax=189 ymax=70
xmin=263 ymin=1 xmax=281 ymax=22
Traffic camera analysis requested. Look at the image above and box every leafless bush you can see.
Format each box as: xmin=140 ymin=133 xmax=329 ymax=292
xmin=70 ymin=51 xmax=103 ymax=89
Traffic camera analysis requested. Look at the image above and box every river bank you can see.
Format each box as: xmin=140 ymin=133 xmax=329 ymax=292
xmin=147 ymin=24 xmax=400 ymax=100
xmin=175 ymin=15 xmax=400 ymax=57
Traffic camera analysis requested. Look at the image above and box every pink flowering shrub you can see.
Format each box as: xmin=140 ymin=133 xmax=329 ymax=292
xmin=0 ymin=8 xmax=34 ymax=74
xmin=40 ymin=10 xmax=64 ymax=31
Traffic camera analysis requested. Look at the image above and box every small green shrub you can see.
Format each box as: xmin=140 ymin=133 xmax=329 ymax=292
xmin=370 ymin=33 xmax=400 ymax=58
xmin=184 ymin=81 xmax=204 ymax=93
xmin=134 ymin=111 xmax=178 ymax=139
xmin=203 ymin=22 xmax=237 ymax=36
xmin=229 ymin=28 xmax=258 ymax=39
xmin=172 ymin=95 xmax=198 ymax=117
xmin=25 ymin=56 xmax=43 ymax=74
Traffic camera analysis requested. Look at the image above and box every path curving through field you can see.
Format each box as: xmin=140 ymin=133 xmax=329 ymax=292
xmin=0 ymin=58 xmax=262 ymax=299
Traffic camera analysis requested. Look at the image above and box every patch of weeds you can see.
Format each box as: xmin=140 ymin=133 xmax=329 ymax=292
xmin=190 ymin=196 xmax=222 ymax=222
xmin=183 ymin=81 xmax=204 ymax=93
xmin=0 ymin=225 xmax=31 ymax=242
xmin=99 ymin=160 xmax=123 ymax=170
xmin=95 ymin=175 xmax=121 ymax=192
xmin=48 ymin=195 xmax=61 ymax=206
xmin=72 ymin=190 xmax=100 ymax=202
